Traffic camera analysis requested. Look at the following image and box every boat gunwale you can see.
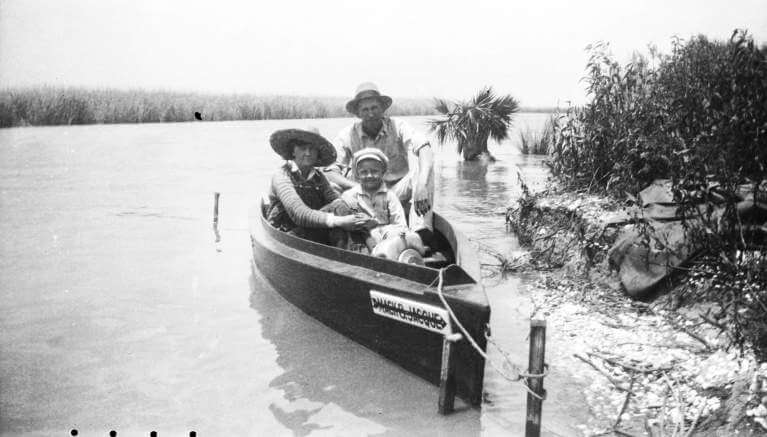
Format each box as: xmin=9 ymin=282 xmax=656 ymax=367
xmin=251 ymin=200 xmax=480 ymax=289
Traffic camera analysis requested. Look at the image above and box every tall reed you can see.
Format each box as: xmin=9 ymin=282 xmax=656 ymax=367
xmin=0 ymin=87 xmax=439 ymax=128
xmin=518 ymin=115 xmax=555 ymax=154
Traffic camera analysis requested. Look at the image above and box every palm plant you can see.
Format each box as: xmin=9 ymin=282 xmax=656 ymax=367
xmin=429 ymin=87 xmax=519 ymax=161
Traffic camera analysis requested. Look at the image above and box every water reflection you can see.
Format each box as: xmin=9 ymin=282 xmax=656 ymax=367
xmin=437 ymin=160 xmax=512 ymax=218
xmin=248 ymin=267 xmax=482 ymax=436
xmin=454 ymin=160 xmax=489 ymax=196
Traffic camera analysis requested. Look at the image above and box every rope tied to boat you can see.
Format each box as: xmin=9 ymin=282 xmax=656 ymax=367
xmin=434 ymin=265 xmax=547 ymax=401
xmin=485 ymin=330 xmax=549 ymax=381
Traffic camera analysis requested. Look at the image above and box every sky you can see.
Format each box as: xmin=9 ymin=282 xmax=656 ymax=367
xmin=1 ymin=0 xmax=766 ymax=107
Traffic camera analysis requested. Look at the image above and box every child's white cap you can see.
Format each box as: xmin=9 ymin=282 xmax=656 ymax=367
xmin=351 ymin=147 xmax=389 ymax=173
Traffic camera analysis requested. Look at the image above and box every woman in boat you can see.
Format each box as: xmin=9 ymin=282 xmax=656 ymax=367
xmin=267 ymin=127 xmax=369 ymax=245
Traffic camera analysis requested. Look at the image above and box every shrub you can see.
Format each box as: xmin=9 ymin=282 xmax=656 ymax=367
xmin=547 ymin=42 xmax=662 ymax=193
xmin=547 ymin=29 xmax=767 ymax=358
xmin=549 ymin=30 xmax=766 ymax=196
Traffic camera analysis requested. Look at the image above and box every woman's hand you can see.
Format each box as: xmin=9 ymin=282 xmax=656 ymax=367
xmin=360 ymin=215 xmax=379 ymax=230
xmin=335 ymin=214 xmax=371 ymax=231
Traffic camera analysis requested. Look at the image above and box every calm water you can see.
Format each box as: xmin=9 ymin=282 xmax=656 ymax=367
xmin=0 ymin=115 xmax=588 ymax=436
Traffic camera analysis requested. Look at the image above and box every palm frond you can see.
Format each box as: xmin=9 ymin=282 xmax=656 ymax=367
xmin=429 ymin=87 xmax=520 ymax=158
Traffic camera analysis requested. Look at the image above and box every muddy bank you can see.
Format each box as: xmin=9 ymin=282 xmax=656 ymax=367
xmin=504 ymin=186 xmax=767 ymax=436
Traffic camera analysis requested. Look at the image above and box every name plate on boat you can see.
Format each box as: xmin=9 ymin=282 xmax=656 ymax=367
xmin=369 ymin=290 xmax=451 ymax=335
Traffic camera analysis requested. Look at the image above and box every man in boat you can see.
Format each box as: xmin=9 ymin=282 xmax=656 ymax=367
xmin=267 ymin=127 xmax=370 ymax=245
xmin=325 ymin=82 xmax=435 ymax=241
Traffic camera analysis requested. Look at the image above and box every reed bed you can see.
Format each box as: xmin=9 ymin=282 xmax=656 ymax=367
xmin=0 ymin=87 xmax=439 ymax=128
xmin=518 ymin=115 xmax=555 ymax=154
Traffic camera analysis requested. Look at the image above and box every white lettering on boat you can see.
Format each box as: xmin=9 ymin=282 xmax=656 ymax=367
xmin=369 ymin=290 xmax=451 ymax=335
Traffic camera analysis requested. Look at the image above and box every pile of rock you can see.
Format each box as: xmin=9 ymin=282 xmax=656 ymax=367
xmin=505 ymin=184 xmax=767 ymax=435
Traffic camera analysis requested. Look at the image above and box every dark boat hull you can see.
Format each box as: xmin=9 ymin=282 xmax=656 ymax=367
xmin=249 ymin=204 xmax=490 ymax=406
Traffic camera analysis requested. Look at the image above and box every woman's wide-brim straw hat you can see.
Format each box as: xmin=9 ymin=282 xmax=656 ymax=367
xmin=346 ymin=82 xmax=393 ymax=115
xmin=269 ymin=128 xmax=337 ymax=167
xmin=352 ymin=147 xmax=389 ymax=174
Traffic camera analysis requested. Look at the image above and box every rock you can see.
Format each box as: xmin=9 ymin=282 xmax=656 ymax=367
xmin=746 ymin=404 xmax=767 ymax=417
xmin=696 ymin=351 xmax=740 ymax=389
xmin=638 ymin=179 xmax=674 ymax=206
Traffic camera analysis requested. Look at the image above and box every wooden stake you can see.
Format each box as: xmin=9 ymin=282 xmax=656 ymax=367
xmin=525 ymin=319 xmax=546 ymax=437
xmin=438 ymin=333 xmax=462 ymax=414
xmin=213 ymin=192 xmax=220 ymax=225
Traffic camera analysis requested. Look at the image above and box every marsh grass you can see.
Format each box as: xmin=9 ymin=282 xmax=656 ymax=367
xmin=0 ymin=87 xmax=438 ymax=128
xmin=518 ymin=115 xmax=555 ymax=154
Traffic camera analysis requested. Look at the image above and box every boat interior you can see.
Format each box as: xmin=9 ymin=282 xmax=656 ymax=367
xmin=260 ymin=200 xmax=456 ymax=271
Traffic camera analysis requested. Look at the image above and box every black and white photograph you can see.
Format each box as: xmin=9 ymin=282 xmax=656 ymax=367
xmin=1 ymin=1 xmax=766 ymax=435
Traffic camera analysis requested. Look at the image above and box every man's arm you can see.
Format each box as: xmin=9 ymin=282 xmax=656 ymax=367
xmin=396 ymin=118 xmax=434 ymax=216
xmin=412 ymin=145 xmax=433 ymax=216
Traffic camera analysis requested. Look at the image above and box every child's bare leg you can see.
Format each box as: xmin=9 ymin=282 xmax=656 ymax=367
xmin=364 ymin=235 xmax=377 ymax=252
xmin=329 ymin=228 xmax=349 ymax=249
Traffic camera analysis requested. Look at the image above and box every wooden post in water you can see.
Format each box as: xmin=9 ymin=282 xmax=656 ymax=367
xmin=438 ymin=332 xmax=462 ymax=414
xmin=525 ymin=319 xmax=546 ymax=437
xmin=212 ymin=192 xmax=222 ymax=244
xmin=213 ymin=192 xmax=220 ymax=225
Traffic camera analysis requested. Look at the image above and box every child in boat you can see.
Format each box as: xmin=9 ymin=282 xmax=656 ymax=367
xmin=342 ymin=148 xmax=427 ymax=258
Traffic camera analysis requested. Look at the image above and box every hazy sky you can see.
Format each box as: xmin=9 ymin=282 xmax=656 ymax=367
xmin=1 ymin=0 xmax=766 ymax=107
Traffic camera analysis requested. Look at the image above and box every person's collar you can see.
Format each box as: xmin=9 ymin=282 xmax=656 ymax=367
xmin=355 ymin=117 xmax=391 ymax=140
xmin=354 ymin=182 xmax=388 ymax=197
xmin=288 ymin=160 xmax=316 ymax=180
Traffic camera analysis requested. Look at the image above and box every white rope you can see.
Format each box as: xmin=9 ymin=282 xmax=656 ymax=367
xmin=434 ymin=265 xmax=546 ymax=400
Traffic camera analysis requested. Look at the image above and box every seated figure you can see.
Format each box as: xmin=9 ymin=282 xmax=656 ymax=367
xmin=267 ymin=127 xmax=368 ymax=245
xmin=341 ymin=148 xmax=427 ymax=261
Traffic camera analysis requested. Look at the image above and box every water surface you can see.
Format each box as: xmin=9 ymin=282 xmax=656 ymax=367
xmin=0 ymin=115 xmax=588 ymax=436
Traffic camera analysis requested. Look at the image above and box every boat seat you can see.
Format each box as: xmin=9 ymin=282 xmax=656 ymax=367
xmin=423 ymin=251 xmax=449 ymax=269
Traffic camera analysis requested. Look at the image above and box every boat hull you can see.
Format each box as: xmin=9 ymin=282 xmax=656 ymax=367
xmin=249 ymin=206 xmax=490 ymax=406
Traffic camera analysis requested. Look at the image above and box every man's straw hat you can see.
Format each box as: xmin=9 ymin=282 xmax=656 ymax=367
xmin=345 ymin=82 xmax=393 ymax=115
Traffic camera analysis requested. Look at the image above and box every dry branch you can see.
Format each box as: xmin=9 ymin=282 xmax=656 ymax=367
xmin=590 ymin=350 xmax=673 ymax=374
xmin=574 ymin=353 xmax=634 ymax=393
xmin=613 ymin=373 xmax=637 ymax=429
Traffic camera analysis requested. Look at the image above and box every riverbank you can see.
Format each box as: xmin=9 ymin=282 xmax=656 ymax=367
xmin=504 ymin=184 xmax=767 ymax=436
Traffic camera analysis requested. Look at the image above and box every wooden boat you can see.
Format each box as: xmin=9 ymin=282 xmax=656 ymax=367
xmin=249 ymin=200 xmax=490 ymax=406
